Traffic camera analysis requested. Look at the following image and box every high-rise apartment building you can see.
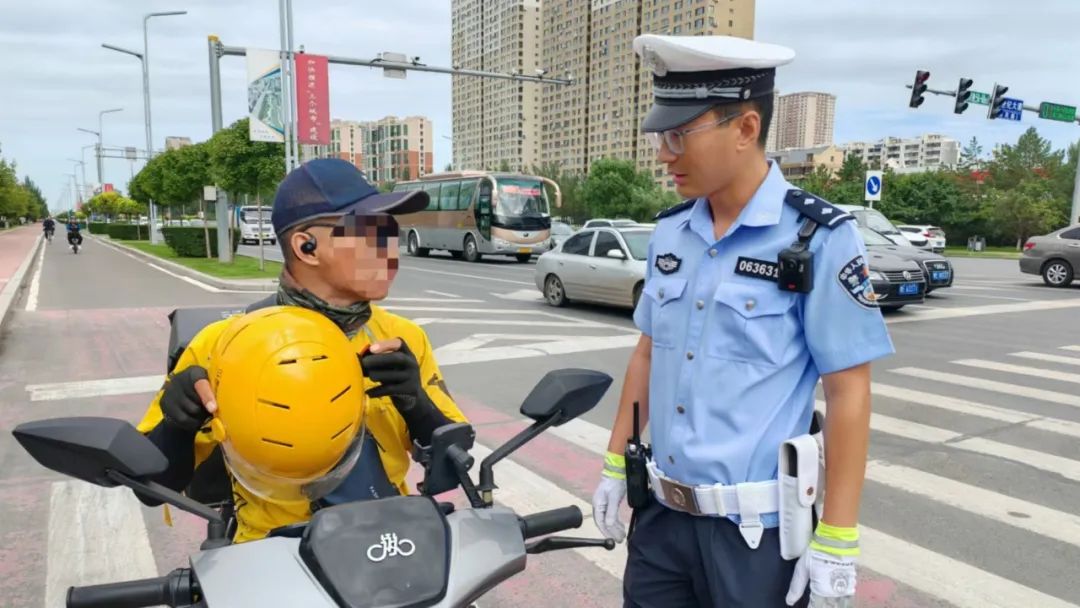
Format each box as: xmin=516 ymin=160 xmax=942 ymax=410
xmin=451 ymin=0 xmax=543 ymax=172
xmin=362 ymin=116 xmax=434 ymax=183
xmin=537 ymin=0 xmax=754 ymax=188
xmin=764 ymin=89 xmax=780 ymax=153
xmin=774 ymin=92 xmax=835 ymax=151
xmin=328 ymin=120 xmax=364 ymax=168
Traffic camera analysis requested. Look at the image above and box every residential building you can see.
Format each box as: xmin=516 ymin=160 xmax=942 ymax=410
xmin=451 ymin=0 xmax=543 ymax=172
xmin=767 ymin=144 xmax=845 ymax=181
xmin=164 ymin=136 xmax=192 ymax=150
xmin=774 ymin=92 xmax=835 ymax=150
xmin=361 ymin=116 xmax=434 ymax=183
xmin=840 ymin=134 xmax=960 ymax=172
xmin=764 ymin=89 xmax=780 ymax=153
xmin=328 ymin=119 xmax=365 ymax=169
xmin=539 ymin=0 xmax=756 ymax=188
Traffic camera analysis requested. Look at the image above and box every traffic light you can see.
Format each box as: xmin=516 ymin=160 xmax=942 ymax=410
xmin=988 ymin=83 xmax=1009 ymax=119
xmin=909 ymin=70 xmax=930 ymax=108
xmin=955 ymin=78 xmax=974 ymax=114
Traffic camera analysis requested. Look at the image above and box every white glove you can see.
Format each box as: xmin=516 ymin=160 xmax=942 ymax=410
xmin=592 ymin=475 xmax=627 ymax=543
xmin=785 ymin=548 xmax=857 ymax=606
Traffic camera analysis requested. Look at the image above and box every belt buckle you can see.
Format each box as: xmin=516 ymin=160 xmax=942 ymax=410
xmin=659 ymin=476 xmax=702 ymax=515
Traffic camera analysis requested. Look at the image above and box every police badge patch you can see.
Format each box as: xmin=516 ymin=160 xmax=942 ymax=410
xmin=837 ymin=255 xmax=878 ymax=308
xmin=655 ymin=253 xmax=682 ymax=275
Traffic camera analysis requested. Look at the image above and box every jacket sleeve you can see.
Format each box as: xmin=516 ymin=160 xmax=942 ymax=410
xmin=413 ymin=326 xmax=468 ymax=426
xmin=135 ymin=320 xmax=228 ymax=504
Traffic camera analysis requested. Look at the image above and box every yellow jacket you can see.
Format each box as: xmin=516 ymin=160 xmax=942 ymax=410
xmin=136 ymin=304 xmax=466 ymax=543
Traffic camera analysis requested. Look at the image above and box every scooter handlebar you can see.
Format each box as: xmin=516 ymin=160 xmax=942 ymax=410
xmin=519 ymin=505 xmax=583 ymax=539
xmin=66 ymin=568 xmax=194 ymax=608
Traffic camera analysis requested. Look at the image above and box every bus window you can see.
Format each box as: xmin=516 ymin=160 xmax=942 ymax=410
xmin=439 ymin=181 xmax=461 ymax=211
xmin=423 ymin=182 xmax=441 ymax=211
xmin=458 ymin=179 xmax=478 ymax=211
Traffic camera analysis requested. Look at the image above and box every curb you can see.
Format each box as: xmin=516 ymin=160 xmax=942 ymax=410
xmin=93 ymin=236 xmax=278 ymax=292
xmin=0 ymin=231 xmax=44 ymax=330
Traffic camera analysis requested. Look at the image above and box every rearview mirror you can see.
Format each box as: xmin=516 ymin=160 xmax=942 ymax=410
xmin=519 ymin=368 xmax=613 ymax=426
xmin=606 ymin=249 xmax=626 ymax=260
xmin=12 ymin=417 xmax=168 ymax=487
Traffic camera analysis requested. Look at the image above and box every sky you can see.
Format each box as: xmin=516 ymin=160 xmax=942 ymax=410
xmin=2 ymin=0 xmax=1080 ymax=211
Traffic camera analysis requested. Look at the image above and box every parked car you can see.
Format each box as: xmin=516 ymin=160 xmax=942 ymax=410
xmin=581 ymin=218 xmax=639 ymax=229
xmin=837 ymin=205 xmax=928 ymax=249
xmin=1020 ymin=224 xmax=1080 ymax=287
xmin=857 ymin=226 xmax=953 ymax=293
xmin=535 ymin=226 xmax=652 ymax=310
xmin=898 ymin=224 xmax=947 ymax=252
xmin=547 ymin=221 xmax=575 ymax=250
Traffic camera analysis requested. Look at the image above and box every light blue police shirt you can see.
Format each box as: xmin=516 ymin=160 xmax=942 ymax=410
xmin=634 ymin=161 xmax=895 ymax=527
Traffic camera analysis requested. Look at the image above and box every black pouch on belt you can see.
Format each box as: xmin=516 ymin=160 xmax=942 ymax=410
xmin=625 ymin=401 xmax=652 ymax=509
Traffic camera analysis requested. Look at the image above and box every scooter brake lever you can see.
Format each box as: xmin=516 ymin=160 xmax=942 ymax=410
xmin=525 ymin=536 xmax=616 ymax=555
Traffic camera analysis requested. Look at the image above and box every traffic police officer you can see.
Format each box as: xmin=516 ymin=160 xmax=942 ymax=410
xmin=591 ymin=35 xmax=895 ymax=607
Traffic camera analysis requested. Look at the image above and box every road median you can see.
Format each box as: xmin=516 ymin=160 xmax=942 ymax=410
xmin=94 ymin=235 xmax=278 ymax=292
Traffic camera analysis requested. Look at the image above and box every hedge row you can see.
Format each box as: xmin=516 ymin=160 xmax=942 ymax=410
xmin=162 ymin=227 xmax=240 ymax=258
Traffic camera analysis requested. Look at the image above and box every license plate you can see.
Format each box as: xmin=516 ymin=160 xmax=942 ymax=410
xmin=899 ymin=282 xmax=920 ymax=295
xmin=518 ymin=247 xmax=532 ymax=254
xmin=931 ymin=270 xmax=950 ymax=282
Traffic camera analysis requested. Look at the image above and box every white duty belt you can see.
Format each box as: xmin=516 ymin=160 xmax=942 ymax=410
xmin=646 ymin=460 xmax=778 ymax=549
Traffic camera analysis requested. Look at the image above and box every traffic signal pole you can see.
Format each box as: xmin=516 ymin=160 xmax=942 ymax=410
xmin=906 ymin=79 xmax=1080 ymax=226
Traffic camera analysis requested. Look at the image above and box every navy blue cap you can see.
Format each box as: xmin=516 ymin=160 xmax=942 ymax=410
xmin=272 ymin=158 xmax=429 ymax=235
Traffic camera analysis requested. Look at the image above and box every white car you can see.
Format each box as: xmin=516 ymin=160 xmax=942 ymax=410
xmin=581 ymin=218 xmax=639 ymax=229
xmin=836 ymin=205 xmax=927 ymax=249
xmin=898 ymin=225 xmax=946 ymax=252
xmin=535 ymin=226 xmax=652 ymax=310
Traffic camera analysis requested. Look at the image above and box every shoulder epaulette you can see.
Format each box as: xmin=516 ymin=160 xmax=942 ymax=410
xmin=783 ymin=189 xmax=854 ymax=228
xmin=654 ymin=199 xmax=695 ymax=221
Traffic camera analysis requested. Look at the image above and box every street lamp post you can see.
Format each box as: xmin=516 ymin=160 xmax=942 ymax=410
xmin=102 ymin=9 xmax=187 ymax=244
xmin=77 ymin=108 xmax=121 ymax=188
xmin=66 ymin=159 xmax=85 ymax=206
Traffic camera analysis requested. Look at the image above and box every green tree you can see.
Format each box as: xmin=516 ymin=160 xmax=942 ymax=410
xmin=21 ymin=177 xmax=47 ymax=220
xmin=580 ymin=158 xmax=672 ymax=222
xmin=206 ymin=118 xmax=286 ymax=200
xmin=990 ymin=179 xmax=1063 ymax=248
xmin=497 ymin=159 xmax=512 ymax=173
xmin=797 ymin=165 xmax=835 ymax=197
xmin=988 ymin=127 xmax=1063 ymax=191
xmin=0 ymin=146 xmax=29 ymax=222
xmin=444 ymin=163 xmax=453 ymax=172
xmin=959 ymin=137 xmax=984 ymax=171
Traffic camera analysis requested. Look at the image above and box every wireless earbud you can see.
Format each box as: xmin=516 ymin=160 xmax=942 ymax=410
xmin=299 ymin=233 xmax=318 ymax=255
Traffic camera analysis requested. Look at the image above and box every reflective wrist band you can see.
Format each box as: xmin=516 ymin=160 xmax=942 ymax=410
xmin=602 ymin=451 xmax=627 ymax=480
xmin=810 ymin=521 xmax=860 ymax=557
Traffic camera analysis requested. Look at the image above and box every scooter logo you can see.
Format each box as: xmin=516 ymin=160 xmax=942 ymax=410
xmin=366 ymin=532 xmax=416 ymax=563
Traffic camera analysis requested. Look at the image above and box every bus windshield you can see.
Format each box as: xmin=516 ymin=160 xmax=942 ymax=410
xmin=496 ymin=178 xmax=550 ymax=220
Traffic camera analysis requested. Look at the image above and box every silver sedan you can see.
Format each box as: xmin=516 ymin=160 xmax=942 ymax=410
xmin=535 ymin=226 xmax=653 ymax=309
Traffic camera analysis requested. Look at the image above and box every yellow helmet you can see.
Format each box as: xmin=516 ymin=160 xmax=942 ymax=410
xmin=206 ymin=305 xmax=366 ymax=505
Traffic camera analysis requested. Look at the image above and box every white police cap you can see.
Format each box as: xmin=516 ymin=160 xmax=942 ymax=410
xmin=633 ymin=34 xmax=795 ymax=132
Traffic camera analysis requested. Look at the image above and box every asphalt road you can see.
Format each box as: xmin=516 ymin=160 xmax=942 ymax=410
xmin=1 ymin=235 xmax=1079 ymax=607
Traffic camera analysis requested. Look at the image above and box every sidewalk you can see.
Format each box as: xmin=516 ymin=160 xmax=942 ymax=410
xmin=93 ymin=235 xmax=277 ymax=292
xmin=0 ymin=226 xmax=43 ymax=328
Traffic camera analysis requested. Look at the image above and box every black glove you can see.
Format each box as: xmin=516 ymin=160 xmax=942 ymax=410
xmin=160 ymin=366 xmax=213 ymax=432
xmin=360 ymin=340 xmax=452 ymax=446
xmin=360 ymin=341 xmax=426 ymax=410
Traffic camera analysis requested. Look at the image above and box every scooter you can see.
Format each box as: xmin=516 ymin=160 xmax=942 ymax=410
xmin=12 ymin=368 xmax=618 ymax=608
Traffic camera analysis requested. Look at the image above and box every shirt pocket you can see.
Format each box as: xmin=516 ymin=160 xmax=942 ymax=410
xmin=708 ymin=282 xmax=799 ymax=366
xmin=643 ymin=276 xmax=688 ymax=349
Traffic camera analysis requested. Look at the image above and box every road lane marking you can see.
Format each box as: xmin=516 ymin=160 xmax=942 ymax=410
xmin=872 ymin=382 xmax=1080 ymax=440
xmin=865 ymin=461 xmax=1080 ymax=548
xmin=953 ymin=359 xmax=1080 ymax=385
xmin=1010 ymin=351 xmax=1080 ymax=367
xmin=1062 ymin=345 xmax=1080 ymax=352
xmin=546 ymin=415 xmax=1078 ymax=608
xmin=858 ymin=526 xmax=1078 ymax=608
xmin=890 ymin=367 xmax=1080 ymax=409
xmin=24 ymin=239 xmax=46 ymax=311
xmin=405 ymin=266 xmax=533 ymax=286
xmin=384 ymin=297 xmax=484 ymax=303
xmin=424 ymin=290 xmax=461 ymax=298
xmin=936 ymin=292 xmax=1030 ymax=302
xmin=884 ymin=299 xmax=1080 ymax=325
xmin=45 ymin=481 xmax=158 ymax=608
xmin=27 ymin=374 xmax=164 ymax=401
xmin=435 ymin=334 xmax=639 ymax=366
xmin=147 ymin=263 xmax=222 ymax=293
xmin=468 ymin=442 xmax=628 ymax=579
xmin=493 ymin=289 xmax=543 ymax=302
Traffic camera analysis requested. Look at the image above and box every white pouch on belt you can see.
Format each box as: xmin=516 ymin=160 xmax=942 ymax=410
xmin=778 ymin=432 xmax=820 ymax=560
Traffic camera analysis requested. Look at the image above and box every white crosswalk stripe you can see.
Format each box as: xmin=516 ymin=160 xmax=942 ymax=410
xmin=890 ymin=367 xmax=1080 ymax=408
xmin=953 ymin=358 xmax=1080 ymax=385
xmin=1010 ymin=351 xmax=1080 ymax=366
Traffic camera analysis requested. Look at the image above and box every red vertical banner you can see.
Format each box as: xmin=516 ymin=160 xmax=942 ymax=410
xmin=295 ymin=54 xmax=330 ymax=145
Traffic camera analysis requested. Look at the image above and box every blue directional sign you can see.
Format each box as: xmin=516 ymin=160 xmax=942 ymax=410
xmin=865 ymin=171 xmax=883 ymax=202
xmin=996 ymin=97 xmax=1024 ymax=121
